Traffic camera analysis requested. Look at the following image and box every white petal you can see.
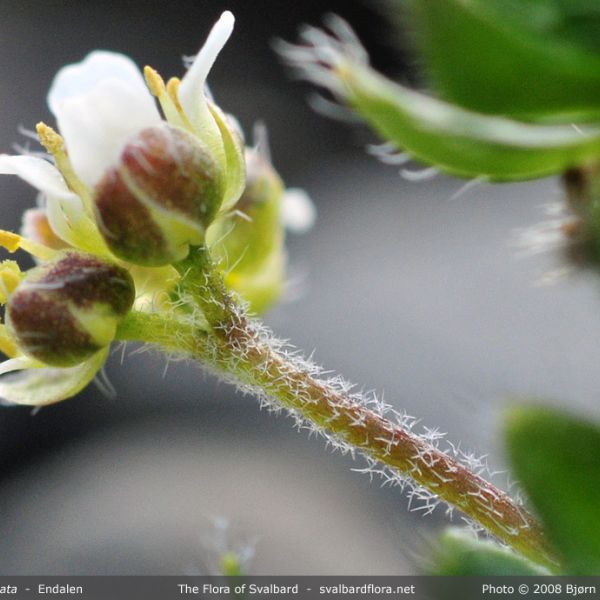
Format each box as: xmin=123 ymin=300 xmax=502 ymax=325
xmin=54 ymin=77 xmax=161 ymax=187
xmin=0 ymin=155 xmax=106 ymax=253
xmin=0 ymin=155 xmax=73 ymax=199
xmin=179 ymin=11 xmax=234 ymax=133
xmin=0 ymin=356 xmax=40 ymax=376
xmin=281 ymin=188 xmax=317 ymax=233
xmin=0 ymin=347 xmax=109 ymax=406
xmin=48 ymin=51 xmax=149 ymax=115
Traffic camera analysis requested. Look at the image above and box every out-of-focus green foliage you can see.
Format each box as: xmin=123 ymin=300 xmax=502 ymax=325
xmin=429 ymin=528 xmax=550 ymax=575
xmin=286 ymin=2 xmax=600 ymax=181
xmin=507 ymin=406 xmax=600 ymax=575
xmin=340 ymin=63 xmax=600 ymax=181
xmin=221 ymin=552 xmax=244 ymax=577
xmin=405 ymin=0 xmax=600 ymax=121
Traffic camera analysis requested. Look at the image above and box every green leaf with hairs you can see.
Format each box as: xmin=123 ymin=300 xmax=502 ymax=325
xmin=429 ymin=528 xmax=551 ymax=575
xmin=404 ymin=0 xmax=600 ymax=121
xmin=339 ymin=62 xmax=600 ymax=181
xmin=506 ymin=406 xmax=600 ymax=575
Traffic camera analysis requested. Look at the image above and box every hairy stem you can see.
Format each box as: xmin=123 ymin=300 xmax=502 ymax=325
xmin=117 ymin=247 xmax=559 ymax=570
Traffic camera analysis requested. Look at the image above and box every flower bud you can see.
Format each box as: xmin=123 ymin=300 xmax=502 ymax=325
xmin=5 ymin=251 xmax=135 ymax=367
xmin=94 ymin=122 xmax=223 ymax=266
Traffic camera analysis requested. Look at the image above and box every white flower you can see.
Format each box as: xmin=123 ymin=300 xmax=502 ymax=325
xmin=0 ymin=12 xmax=242 ymax=405
xmin=48 ymin=51 xmax=162 ymax=188
xmin=0 ymin=11 xmax=314 ymax=405
xmin=48 ymin=11 xmax=237 ymax=190
xmin=0 ymin=11 xmax=242 ymax=258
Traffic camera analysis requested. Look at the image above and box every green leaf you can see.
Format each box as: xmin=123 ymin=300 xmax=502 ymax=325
xmin=429 ymin=528 xmax=550 ymax=576
xmin=405 ymin=0 xmax=600 ymax=121
xmin=506 ymin=406 xmax=600 ymax=575
xmin=500 ymin=1 xmax=600 ymax=55
xmin=341 ymin=62 xmax=600 ymax=181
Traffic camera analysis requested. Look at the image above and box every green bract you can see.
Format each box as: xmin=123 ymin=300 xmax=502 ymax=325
xmin=507 ymin=406 xmax=600 ymax=575
xmin=341 ymin=63 xmax=600 ymax=181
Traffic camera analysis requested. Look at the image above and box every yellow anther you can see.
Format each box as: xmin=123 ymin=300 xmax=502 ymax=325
xmin=144 ymin=65 xmax=166 ymax=98
xmin=166 ymin=77 xmax=182 ymax=108
xmin=0 ymin=260 xmax=22 ymax=304
xmin=144 ymin=67 xmax=188 ymax=129
xmin=36 ymin=122 xmax=65 ymax=156
xmin=167 ymin=77 xmax=193 ymax=126
xmin=0 ymin=229 xmax=57 ymax=261
xmin=0 ymin=324 xmax=18 ymax=359
xmin=0 ymin=230 xmax=21 ymax=253
xmin=164 ymin=77 xmax=193 ymax=130
xmin=36 ymin=122 xmax=94 ymax=216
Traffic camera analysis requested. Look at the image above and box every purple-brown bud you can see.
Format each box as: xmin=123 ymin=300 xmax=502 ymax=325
xmin=94 ymin=123 xmax=223 ymax=266
xmin=6 ymin=251 xmax=135 ymax=367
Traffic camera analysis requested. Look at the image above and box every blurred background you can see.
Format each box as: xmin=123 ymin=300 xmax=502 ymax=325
xmin=0 ymin=0 xmax=599 ymax=575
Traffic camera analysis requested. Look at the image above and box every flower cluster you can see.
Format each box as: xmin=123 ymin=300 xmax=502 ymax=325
xmin=0 ymin=12 xmax=314 ymax=406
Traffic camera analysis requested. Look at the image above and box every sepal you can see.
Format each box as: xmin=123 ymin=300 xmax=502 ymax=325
xmin=0 ymin=347 xmax=109 ymax=406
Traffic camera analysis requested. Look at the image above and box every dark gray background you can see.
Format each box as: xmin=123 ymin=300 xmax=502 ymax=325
xmin=0 ymin=0 xmax=597 ymax=575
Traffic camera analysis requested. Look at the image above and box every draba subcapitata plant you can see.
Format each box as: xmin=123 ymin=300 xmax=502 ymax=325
xmin=0 ymin=9 xmax=568 ymax=574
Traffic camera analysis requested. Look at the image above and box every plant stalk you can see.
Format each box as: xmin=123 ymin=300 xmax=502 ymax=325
xmin=116 ymin=247 xmax=559 ymax=571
